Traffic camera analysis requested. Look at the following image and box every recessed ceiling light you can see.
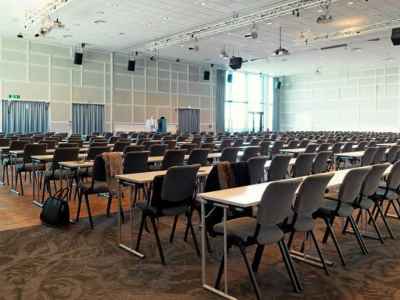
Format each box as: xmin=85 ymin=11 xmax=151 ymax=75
xmin=347 ymin=1 xmax=354 ymax=5
xmin=94 ymin=19 xmax=107 ymax=24
xmin=201 ymin=2 xmax=206 ymax=6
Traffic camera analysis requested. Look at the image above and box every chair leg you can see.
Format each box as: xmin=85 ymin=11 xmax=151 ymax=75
xmin=239 ymin=245 xmax=262 ymax=300
xmin=322 ymin=216 xmax=335 ymax=244
xmin=309 ymin=230 xmax=329 ymax=276
xmin=366 ymin=208 xmax=384 ymax=244
xmin=76 ymin=191 xmax=83 ymax=222
xmin=135 ymin=212 xmax=146 ymax=252
xmin=150 ymin=216 xmax=166 ymax=265
xmin=84 ymin=193 xmax=94 ymax=229
xmin=18 ymin=172 xmax=24 ymax=195
xmin=106 ymin=194 xmax=112 ymax=217
xmin=376 ymin=202 xmax=395 ymax=239
xmin=348 ymin=215 xmax=368 ymax=255
xmin=169 ymin=215 xmax=179 ymax=243
xmin=252 ymin=244 xmax=265 ymax=273
xmin=187 ymin=215 xmax=200 ymax=256
xmin=287 ymin=230 xmax=296 ymax=250
xmin=278 ymin=239 xmax=302 ymax=293
xmin=323 ymin=216 xmax=346 ymax=266
xmin=214 ymin=253 xmax=225 ymax=289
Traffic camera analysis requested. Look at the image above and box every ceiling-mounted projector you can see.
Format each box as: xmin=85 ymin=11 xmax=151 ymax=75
xmin=272 ymin=47 xmax=290 ymax=57
xmin=229 ymin=56 xmax=243 ymax=70
xmin=316 ymin=14 xmax=333 ymax=24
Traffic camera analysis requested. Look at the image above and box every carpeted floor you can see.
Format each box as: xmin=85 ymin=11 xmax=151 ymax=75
xmin=1 ymin=210 xmax=400 ymax=300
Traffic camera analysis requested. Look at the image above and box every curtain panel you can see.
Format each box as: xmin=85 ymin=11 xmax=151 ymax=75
xmin=72 ymin=103 xmax=104 ymax=135
xmin=215 ymin=69 xmax=226 ymax=133
xmin=2 ymin=100 xmax=49 ymax=134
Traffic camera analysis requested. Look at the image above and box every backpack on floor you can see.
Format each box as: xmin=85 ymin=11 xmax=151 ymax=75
xmin=40 ymin=188 xmax=70 ymax=226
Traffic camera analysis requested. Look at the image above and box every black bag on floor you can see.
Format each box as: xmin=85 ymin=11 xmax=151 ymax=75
xmin=40 ymin=188 xmax=70 ymax=226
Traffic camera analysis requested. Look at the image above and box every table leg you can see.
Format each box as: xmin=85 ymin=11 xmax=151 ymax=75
xmin=10 ymin=154 xmax=19 ymax=195
xmin=32 ymin=160 xmax=43 ymax=208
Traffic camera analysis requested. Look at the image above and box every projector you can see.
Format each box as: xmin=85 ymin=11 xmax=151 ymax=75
xmin=316 ymin=14 xmax=333 ymax=24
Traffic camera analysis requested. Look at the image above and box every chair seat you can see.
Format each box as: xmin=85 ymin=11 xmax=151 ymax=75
xmin=136 ymin=202 xmax=188 ymax=216
xmin=315 ymin=199 xmax=353 ymax=218
xmin=293 ymin=216 xmax=315 ymax=232
xmin=358 ymin=198 xmax=374 ymax=210
xmin=16 ymin=163 xmax=46 ymax=172
xmin=80 ymin=181 xmax=109 ymax=194
xmin=372 ymin=187 xmax=399 ymax=201
xmin=214 ymin=217 xmax=284 ymax=245
xmin=324 ymin=191 xmax=339 ymax=201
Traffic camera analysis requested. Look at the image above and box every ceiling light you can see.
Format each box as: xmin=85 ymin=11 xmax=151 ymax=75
xmin=347 ymin=1 xmax=354 ymax=4
xmin=272 ymin=27 xmax=290 ymax=56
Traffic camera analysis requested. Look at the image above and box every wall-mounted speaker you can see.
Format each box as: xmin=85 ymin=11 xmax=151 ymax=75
xmin=227 ymin=74 xmax=233 ymax=83
xmin=74 ymin=52 xmax=83 ymax=65
xmin=391 ymin=28 xmax=400 ymax=46
xmin=203 ymin=70 xmax=210 ymax=81
xmin=276 ymin=80 xmax=282 ymax=90
xmin=128 ymin=60 xmax=136 ymax=71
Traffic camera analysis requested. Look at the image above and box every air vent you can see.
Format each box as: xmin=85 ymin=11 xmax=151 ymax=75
xmin=320 ymin=43 xmax=348 ymax=51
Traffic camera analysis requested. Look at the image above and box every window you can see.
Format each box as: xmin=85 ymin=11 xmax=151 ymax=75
xmin=224 ymin=71 xmax=273 ymax=132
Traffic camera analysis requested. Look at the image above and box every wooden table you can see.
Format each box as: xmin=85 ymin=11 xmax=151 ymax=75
xmin=115 ymin=166 xmax=213 ymax=260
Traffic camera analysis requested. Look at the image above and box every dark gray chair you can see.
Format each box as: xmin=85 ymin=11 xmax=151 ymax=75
xmin=87 ymin=146 xmax=110 ymax=161
xmin=135 ymin=165 xmax=201 ymax=264
xmin=220 ymin=147 xmax=239 ymax=163
xmin=123 ymin=151 xmax=149 ymax=174
xmin=58 ymin=142 xmax=78 ymax=148
xmin=360 ymin=147 xmax=377 ymax=166
xmin=286 ymin=140 xmax=298 ymax=149
xmin=124 ymin=145 xmax=145 ymax=154
xmin=259 ymin=141 xmax=270 ymax=156
xmin=373 ymin=147 xmax=386 ymax=164
xmin=150 ymin=144 xmax=167 ymax=156
xmin=233 ymin=139 xmax=244 ymax=147
xmin=386 ymin=145 xmax=400 ymax=163
xmin=113 ymin=141 xmax=131 ymax=152
xmin=298 ymin=139 xmax=309 ymax=148
xmin=285 ymin=173 xmax=334 ymax=275
xmin=270 ymin=141 xmax=284 ymax=158
xmin=180 ymin=143 xmax=197 ymax=154
xmin=213 ymin=178 xmax=304 ymax=298
xmin=161 ymin=149 xmax=186 ymax=170
xmin=241 ymin=146 xmax=260 ymax=162
xmin=291 ymin=153 xmax=316 ymax=178
xmin=248 ymin=156 xmax=267 ymax=184
xmin=312 ymin=151 xmax=331 ymax=174
xmin=314 ymin=167 xmax=371 ymax=266
xmin=356 ymin=141 xmax=368 ymax=151
xmin=187 ymin=149 xmax=209 ymax=166
xmin=317 ymin=143 xmax=330 ymax=152
xmin=342 ymin=142 xmax=354 ymax=153
xmin=218 ymin=139 xmax=233 ymax=151
xmin=267 ymin=155 xmax=291 ymax=181
xmin=304 ymin=144 xmax=318 ymax=153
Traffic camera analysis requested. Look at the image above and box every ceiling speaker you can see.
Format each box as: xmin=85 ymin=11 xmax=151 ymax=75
xmin=203 ymin=70 xmax=210 ymax=81
xmin=391 ymin=28 xmax=400 ymax=46
xmin=229 ymin=56 xmax=243 ymax=70
xmin=74 ymin=52 xmax=83 ymax=65
xmin=128 ymin=60 xmax=136 ymax=71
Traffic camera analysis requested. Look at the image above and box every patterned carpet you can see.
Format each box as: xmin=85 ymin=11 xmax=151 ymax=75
xmin=1 ymin=212 xmax=400 ymax=300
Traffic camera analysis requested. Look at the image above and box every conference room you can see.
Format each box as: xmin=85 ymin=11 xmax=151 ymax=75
xmin=1 ymin=0 xmax=400 ymax=299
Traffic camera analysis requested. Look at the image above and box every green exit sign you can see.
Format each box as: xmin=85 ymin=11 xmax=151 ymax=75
xmin=8 ymin=94 xmax=20 ymax=100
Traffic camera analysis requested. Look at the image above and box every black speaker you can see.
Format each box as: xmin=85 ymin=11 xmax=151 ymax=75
xmin=203 ymin=70 xmax=210 ymax=81
xmin=227 ymin=74 xmax=233 ymax=83
xmin=276 ymin=81 xmax=282 ymax=89
xmin=391 ymin=28 xmax=400 ymax=46
xmin=229 ymin=56 xmax=243 ymax=70
xmin=74 ymin=52 xmax=83 ymax=65
xmin=128 ymin=60 xmax=136 ymax=71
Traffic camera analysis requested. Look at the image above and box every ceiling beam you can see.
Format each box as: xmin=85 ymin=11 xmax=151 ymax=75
xmin=126 ymin=0 xmax=343 ymax=52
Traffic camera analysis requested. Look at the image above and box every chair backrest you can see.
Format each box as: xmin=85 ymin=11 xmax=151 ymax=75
xmin=331 ymin=143 xmax=343 ymax=154
xmin=361 ymin=163 xmax=390 ymax=197
xmin=270 ymin=141 xmax=284 ymax=155
xmin=187 ymin=149 xmax=209 ymax=166
xmin=113 ymin=141 xmax=131 ymax=152
xmin=317 ymin=143 xmax=330 ymax=152
xmin=241 ymin=146 xmax=260 ymax=162
xmin=312 ymin=151 xmax=331 ymax=174
xmin=373 ymin=147 xmax=386 ymax=164
xmin=267 ymin=155 xmax=291 ymax=181
xmin=10 ymin=140 xmax=29 ymax=151
xmin=294 ymin=173 xmax=334 ymax=228
xmin=53 ymin=148 xmax=79 ymax=168
xmin=342 ymin=142 xmax=354 ymax=153
xmin=58 ymin=142 xmax=78 ymax=148
xmin=259 ymin=141 xmax=270 ymax=156
xmin=298 ymin=139 xmax=309 ymax=148
xmin=149 ymin=144 xmax=167 ymax=156
xmin=292 ymin=153 xmax=316 ymax=177
xmin=91 ymin=142 xmax=108 ymax=148
xmin=23 ymin=143 xmax=47 ymax=162
xmin=220 ymin=147 xmax=239 ymax=163
xmin=361 ymin=147 xmax=377 ymax=166
xmin=92 ymin=155 xmax=107 ymax=182
xmin=386 ymin=160 xmax=400 ymax=191
xmin=286 ymin=140 xmax=298 ymax=148
xmin=161 ymin=165 xmax=200 ymax=202
xmin=248 ymin=156 xmax=267 ymax=184
xmin=304 ymin=144 xmax=318 ymax=153
xmin=0 ymin=138 xmax=10 ymax=147
xmin=233 ymin=139 xmax=243 ymax=147
xmin=338 ymin=167 xmax=371 ymax=204
xmin=201 ymin=143 xmax=214 ymax=151
xmin=161 ymin=149 xmax=186 ymax=170
xmin=109 ymin=136 xmax=120 ymax=144
xmin=387 ymin=145 xmax=400 ymax=163
xmin=219 ymin=139 xmax=233 ymax=151
xmin=124 ymin=145 xmax=145 ymax=153
xmin=123 ymin=151 xmax=149 ymax=174
xmin=165 ymin=140 xmax=177 ymax=150
xmin=180 ymin=143 xmax=197 ymax=154
xmin=257 ymin=178 xmax=302 ymax=236
xmin=87 ymin=146 xmax=110 ymax=161
xmin=356 ymin=141 xmax=368 ymax=151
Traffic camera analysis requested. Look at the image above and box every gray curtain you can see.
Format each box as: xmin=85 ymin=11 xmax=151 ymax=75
xmin=2 ymin=100 xmax=49 ymax=134
xmin=215 ymin=69 xmax=226 ymax=133
xmin=272 ymin=78 xmax=281 ymax=132
xmin=72 ymin=103 xmax=104 ymax=135
xmin=178 ymin=108 xmax=200 ymax=134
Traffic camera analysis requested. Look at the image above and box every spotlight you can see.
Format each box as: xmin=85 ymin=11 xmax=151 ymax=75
xmin=150 ymin=56 xmax=155 ymax=61
xmin=176 ymin=58 xmax=180 ymax=62
xmin=244 ymin=23 xmax=258 ymax=39
xmin=17 ymin=33 xmax=23 ymax=38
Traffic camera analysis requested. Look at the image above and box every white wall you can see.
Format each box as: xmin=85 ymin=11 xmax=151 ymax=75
xmin=279 ymin=66 xmax=400 ymax=132
xmin=0 ymin=37 xmax=216 ymax=133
